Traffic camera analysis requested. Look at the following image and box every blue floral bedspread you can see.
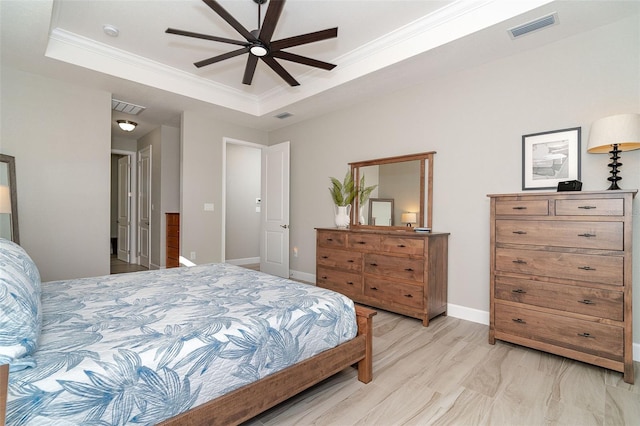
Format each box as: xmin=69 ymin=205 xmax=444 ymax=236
xmin=6 ymin=263 xmax=357 ymax=425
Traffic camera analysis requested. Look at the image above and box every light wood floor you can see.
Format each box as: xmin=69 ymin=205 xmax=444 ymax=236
xmin=110 ymin=255 xmax=148 ymax=274
xmin=245 ymin=309 xmax=640 ymax=426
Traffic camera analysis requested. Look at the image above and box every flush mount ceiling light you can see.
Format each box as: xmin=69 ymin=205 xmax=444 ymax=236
xmin=117 ymin=120 xmax=137 ymax=132
xmin=103 ymin=24 xmax=120 ymax=37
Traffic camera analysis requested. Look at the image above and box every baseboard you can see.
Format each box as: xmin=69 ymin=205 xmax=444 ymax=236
xmin=226 ymin=257 xmax=260 ymax=266
xmin=289 ymin=269 xmax=315 ymax=284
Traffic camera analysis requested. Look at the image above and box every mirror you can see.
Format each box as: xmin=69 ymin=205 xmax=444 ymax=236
xmin=351 ymin=152 xmax=434 ymax=229
xmin=0 ymin=154 xmax=19 ymax=243
xmin=368 ymin=198 xmax=394 ymax=226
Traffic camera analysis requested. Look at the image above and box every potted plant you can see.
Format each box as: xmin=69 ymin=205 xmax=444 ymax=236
xmin=329 ymin=171 xmax=356 ymax=228
xmin=357 ymin=175 xmax=377 ymax=224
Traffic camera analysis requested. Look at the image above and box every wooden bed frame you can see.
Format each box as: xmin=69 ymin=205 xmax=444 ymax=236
xmin=0 ymin=305 xmax=376 ymax=426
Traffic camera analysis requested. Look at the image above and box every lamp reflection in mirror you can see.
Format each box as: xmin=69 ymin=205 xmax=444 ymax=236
xmin=587 ymin=113 xmax=640 ymax=190
xmin=117 ymin=120 xmax=137 ymax=132
xmin=401 ymin=212 xmax=417 ymax=227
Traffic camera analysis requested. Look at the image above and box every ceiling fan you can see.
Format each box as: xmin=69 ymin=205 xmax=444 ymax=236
xmin=166 ymin=0 xmax=338 ymax=86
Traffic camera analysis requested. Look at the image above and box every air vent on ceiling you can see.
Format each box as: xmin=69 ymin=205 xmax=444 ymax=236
xmin=112 ymin=99 xmax=146 ymax=115
xmin=508 ymin=13 xmax=558 ymax=39
xmin=274 ymin=112 xmax=293 ymax=120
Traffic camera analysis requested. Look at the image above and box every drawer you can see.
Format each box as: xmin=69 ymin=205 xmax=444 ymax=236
xmin=317 ymin=247 xmax=362 ymax=272
xmin=364 ymin=253 xmax=423 ymax=282
xmin=496 ymin=248 xmax=623 ymax=286
xmin=555 ymin=198 xmax=624 ymax=216
xmin=495 ymin=303 xmax=623 ymax=361
xmin=167 ymin=246 xmax=179 ymax=260
xmin=166 ymin=214 xmax=179 ymax=226
xmin=365 ymin=277 xmax=423 ymax=310
xmin=167 ymin=236 xmax=179 ymax=249
xmin=347 ymin=233 xmax=381 ymax=251
xmin=317 ymin=230 xmax=347 ymax=248
xmin=495 ymin=276 xmax=624 ymax=321
xmin=495 ymin=220 xmax=623 ymax=250
xmin=380 ymin=236 xmax=424 ymax=255
xmin=495 ymin=200 xmax=549 ymax=216
xmin=167 ymin=225 xmax=179 ymax=238
xmin=317 ymin=267 xmax=362 ymax=298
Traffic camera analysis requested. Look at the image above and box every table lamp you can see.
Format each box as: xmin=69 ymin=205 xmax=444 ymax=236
xmin=401 ymin=212 xmax=417 ymax=227
xmin=587 ymin=113 xmax=640 ymax=190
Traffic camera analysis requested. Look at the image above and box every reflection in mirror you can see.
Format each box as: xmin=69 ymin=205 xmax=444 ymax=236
xmin=368 ymin=198 xmax=394 ymax=226
xmin=351 ymin=152 xmax=434 ymax=229
xmin=0 ymin=154 xmax=19 ymax=244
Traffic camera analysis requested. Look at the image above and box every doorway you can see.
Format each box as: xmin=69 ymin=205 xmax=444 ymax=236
xmin=110 ymin=149 xmax=145 ymax=274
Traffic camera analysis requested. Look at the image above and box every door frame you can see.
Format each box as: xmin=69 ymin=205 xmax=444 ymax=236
xmin=111 ymin=149 xmax=138 ymax=265
xmin=221 ymin=137 xmax=264 ymax=264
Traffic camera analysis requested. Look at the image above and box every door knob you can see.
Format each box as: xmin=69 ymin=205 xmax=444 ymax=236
xmin=280 ymin=224 xmax=289 ymax=229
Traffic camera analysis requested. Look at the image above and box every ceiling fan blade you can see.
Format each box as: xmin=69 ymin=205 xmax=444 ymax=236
xmin=261 ymin=56 xmax=299 ymax=86
xmin=242 ymin=54 xmax=259 ymax=85
xmin=166 ymin=28 xmax=248 ymax=46
xmin=203 ymin=0 xmax=257 ymax=42
xmin=270 ymin=27 xmax=338 ymax=51
xmin=271 ymin=51 xmax=336 ymax=70
xmin=258 ymin=0 xmax=285 ymax=44
xmin=195 ymin=46 xmax=251 ymax=68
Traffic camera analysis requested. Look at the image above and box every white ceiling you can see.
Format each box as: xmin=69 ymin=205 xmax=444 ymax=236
xmin=1 ymin=0 xmax=638 ymax=137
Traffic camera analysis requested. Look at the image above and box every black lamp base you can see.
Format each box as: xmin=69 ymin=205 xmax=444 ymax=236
xmin=606 ymin=144 xmax=622 ymax=190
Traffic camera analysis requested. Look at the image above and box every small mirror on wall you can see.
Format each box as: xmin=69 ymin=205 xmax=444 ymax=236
xmin=0 ymin=154 xmax=19 ymax=244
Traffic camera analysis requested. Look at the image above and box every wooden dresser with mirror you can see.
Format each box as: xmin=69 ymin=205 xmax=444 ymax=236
xmin=316 ymin=152 xmax=449 ymax=326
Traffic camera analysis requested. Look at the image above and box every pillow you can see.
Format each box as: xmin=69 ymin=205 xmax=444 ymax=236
xmin=0 ymin=238 xmax=42 ymax=371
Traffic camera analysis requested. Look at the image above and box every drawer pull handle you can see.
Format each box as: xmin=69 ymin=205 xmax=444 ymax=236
xmin=321 ymin=276 xmax=328 ymax=279
xmin=578 ymin=299 xmax=594 ymax=305
xmin=405 ymin=268 xmax=414 ymax=272
xmin=512 ymin=318 xmax=526 ymax=324
xmin=578 ymin=266 xmax=596 ymax=271
xmin=512 ymin=260 xmax=527 ymax=264
xmin=578 ymin=332 xmax=595 ymax=338
xmin=346 ymin=281 xmax=354 ymax=285
xmin=578 ymin=233 xmax=596 ymax=238
xmin=321 ymin=256 xmax=328 ymax=259
xmin=511 ymin=289 xmax=527 ymax=294
xmin=578 ymin=206 xmax=596 ymax=210
xmin=370 ymin=286 xmax=378 ymax=291
xmin=326 ymin=238 xmax=333 ymax=241
xmin=512 ymin=206 xmax=527 ymax=210
xmin=369 ymin=263 xmax=378 ymax=267
xmin=404 ymin=294 xmax=413 ymax=298
xmin=356 ymin=241 xmax=367 ymax=245
xmin=512 ymin=231 xmax=527 ymax=235
xmin=347 ymin=259 xmax=354 ymax=263
xmin=397 ymin=244 xmax=406 ymax=248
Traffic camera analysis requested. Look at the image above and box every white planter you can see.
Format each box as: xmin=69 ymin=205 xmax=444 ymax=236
xmin=334 ymin=205 xmax=351 ymax=228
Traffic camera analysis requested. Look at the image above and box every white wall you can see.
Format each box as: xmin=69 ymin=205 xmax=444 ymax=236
xmin=270 ymin=16 xmax=640 ymax=343
xmin=0 ymin=67 xmax=112 ymax=281
xmin=181 ymin=111 xmax=267 ymax=264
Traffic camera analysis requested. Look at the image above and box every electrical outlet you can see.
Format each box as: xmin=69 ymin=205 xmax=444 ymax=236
xmin=190 ymin=251 xmax=196 ymax=260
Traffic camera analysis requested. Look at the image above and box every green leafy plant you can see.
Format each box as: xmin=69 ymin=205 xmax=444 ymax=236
xmin=329 ymin=171 xmax=356 ymax=206
xmin=358 ymin=175 xmax=377 ymax=205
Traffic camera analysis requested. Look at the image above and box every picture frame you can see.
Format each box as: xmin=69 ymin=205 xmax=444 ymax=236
xmin=522 ymin=127 xmax=581 ymax=190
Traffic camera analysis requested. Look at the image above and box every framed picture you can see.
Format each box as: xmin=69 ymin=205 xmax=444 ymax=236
xmin=522 ymin=127 xmax=581 ymax=190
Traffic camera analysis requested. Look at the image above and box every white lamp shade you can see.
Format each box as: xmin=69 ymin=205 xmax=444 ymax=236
xmin=0 ymin=185 xmax=11 ymax=214
xmin=117 ymin=120 xmax=137 ymax=132
xmin=401 ymin=212 xmax=417 ymax=224
xmin=587 ymin=113 xmax=640 ymax=153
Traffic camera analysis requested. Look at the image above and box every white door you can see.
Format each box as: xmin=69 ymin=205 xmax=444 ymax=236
xmin=260 ymin=141 xmax=290 ymax=278
xmin=138 ymin=146 xmax=151 ymax=268
xmin=117 ymin=155 xmax=131 ymax=262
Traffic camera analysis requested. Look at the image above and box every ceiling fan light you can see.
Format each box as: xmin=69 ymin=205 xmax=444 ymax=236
xmin=117 ymin=120 xmax=137 ymax=132
xmin=250 ymin=45 xmax=268 ymax=57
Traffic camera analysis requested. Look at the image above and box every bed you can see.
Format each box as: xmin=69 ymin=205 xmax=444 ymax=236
xmin=0 ymin=238 xmax=375 ymax=425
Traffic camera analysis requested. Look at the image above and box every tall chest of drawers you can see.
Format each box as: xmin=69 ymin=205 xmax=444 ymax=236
xmin=166 ymin=212 xmax=180 ymax=268
xmin=488 ymin=191 xmax=636 ymax=383
xmin=316 ymin=228 xmax=449 ymax=326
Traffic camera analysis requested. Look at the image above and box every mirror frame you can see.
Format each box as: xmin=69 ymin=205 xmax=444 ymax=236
xmin=0 ymin=154 xmax=19 ymax=244
xmin=368 ymin=198 xmax=395 ymax=226
xmin=350 ymin=151 xmax=434 ymax=230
